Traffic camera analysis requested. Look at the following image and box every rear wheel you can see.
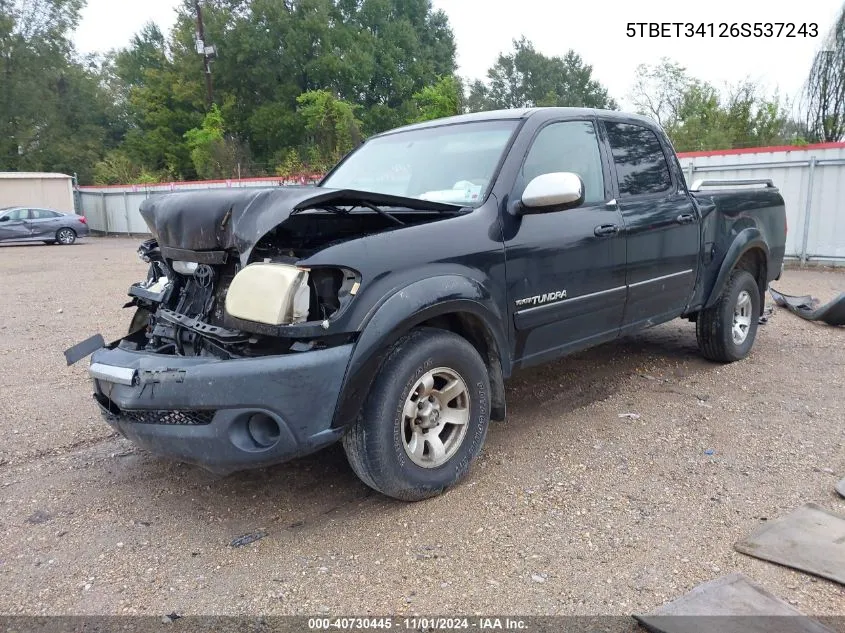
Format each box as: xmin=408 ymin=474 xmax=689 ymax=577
xmin=56 ymin=228 xmax=76 ymax=245
xmin=342 ymin=328 xmax=491 ymax=501
xmin=696 ymin=269 xmax=760 ymax=362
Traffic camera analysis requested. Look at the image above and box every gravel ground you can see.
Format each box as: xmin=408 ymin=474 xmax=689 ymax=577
xmin=1 ymin=237 xmax=844 ymax=619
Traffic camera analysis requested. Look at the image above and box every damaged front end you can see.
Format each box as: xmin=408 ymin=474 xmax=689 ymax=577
xmin=119 ymin=186 xmax=462 ymax=360
xmin=122 ymin=237 xmax=360 ymax=361
xmin=82 ymin=186 xmax=464 ymax=473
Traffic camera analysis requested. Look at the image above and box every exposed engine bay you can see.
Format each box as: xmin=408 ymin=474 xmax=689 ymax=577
xmin=122 ymin=187 xmax=465 ymax=360
xmin=122 ymin=237 xmax=360 ymax=360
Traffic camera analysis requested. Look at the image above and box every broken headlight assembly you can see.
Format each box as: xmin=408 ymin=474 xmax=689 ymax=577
xmin=225 ymin=263 xmax=360 ymax=327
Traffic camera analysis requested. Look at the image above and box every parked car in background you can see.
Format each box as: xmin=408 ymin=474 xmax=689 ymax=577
xmin=0 ymin=207 xmax=89 ymax=245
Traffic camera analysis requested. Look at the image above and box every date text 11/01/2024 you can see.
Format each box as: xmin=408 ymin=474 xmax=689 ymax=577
xmin=308 ymin=618 xmax=528 ymax=630
xmin=626 ymin=22 xmax=818 ymax=38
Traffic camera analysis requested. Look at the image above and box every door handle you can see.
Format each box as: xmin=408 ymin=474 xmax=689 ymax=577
xmin=594 ymin=224 xmax=620 ymax=237
xmin=676 ymin=213 xmax=695 ymax=225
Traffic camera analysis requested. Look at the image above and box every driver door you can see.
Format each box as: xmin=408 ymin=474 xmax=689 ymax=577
xmin=0 ymin=209 xmax=32 ymax=242
xmin=502 ymin=119 xmax=627 ymax=367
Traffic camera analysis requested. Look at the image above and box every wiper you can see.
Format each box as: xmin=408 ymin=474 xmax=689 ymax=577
xmin=309 ymin=203 xmax=405 ymax=226
xmin=357 ymin=201 xmax=405 ymax=226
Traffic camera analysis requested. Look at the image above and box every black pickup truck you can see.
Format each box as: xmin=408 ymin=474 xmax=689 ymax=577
xmin=85 ymin=108 xmax=786 ymax=500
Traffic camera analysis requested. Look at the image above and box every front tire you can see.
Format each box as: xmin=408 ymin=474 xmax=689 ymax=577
xmin=696 ymin=269 xmax=760 ymax=362
xmin=342 ymin=328 xmax=491 ymax=501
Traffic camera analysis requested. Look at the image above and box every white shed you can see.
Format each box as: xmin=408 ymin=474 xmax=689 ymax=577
xmin=0 ymin=172 xmax=75 ymax=213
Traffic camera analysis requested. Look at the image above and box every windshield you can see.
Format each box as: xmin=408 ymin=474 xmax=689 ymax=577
xmin=322 ymin=120 xmax=519 ymax=206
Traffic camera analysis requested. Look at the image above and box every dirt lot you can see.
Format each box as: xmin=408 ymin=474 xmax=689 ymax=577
xmin=1 ymin=237 xmax=844 ymax=618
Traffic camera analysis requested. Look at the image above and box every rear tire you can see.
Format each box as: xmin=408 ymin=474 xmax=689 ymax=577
xmin=56 ymin=228 xmax=76 ymax=245
xmin=342 ymin=328 xmax=491 ymax=501
xmin=696 ymin=269 xmax=760 ymax=362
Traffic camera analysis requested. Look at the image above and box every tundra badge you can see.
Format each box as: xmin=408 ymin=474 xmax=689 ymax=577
xmin=515 ymin=290 xmax=567 ymax=308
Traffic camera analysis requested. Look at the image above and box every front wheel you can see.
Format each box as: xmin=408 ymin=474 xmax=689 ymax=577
xmin=696 ymin=269 xmax=761 ymax=362
xmin=342 ymin=328 xmax=491 ymax=501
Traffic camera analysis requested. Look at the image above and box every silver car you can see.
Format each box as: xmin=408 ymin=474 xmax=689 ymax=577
xmin=0 ymin=207 xmax=90 ymax=245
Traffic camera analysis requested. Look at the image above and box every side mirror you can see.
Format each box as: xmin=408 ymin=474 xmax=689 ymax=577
xmin=514 ymin=172 xmax=585 ymax=215
xmin=0 ymin=216 xmax=8 ymax=222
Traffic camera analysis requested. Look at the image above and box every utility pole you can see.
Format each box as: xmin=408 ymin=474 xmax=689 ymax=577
xmin=194 ymin=0 xmax=217 ymax=108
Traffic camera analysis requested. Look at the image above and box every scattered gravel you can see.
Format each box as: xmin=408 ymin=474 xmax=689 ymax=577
xmin=1 ymin=238 xmax=844 ymax=616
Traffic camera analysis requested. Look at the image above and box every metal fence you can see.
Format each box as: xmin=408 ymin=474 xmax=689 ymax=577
xmin=77 ymin=142 xmax=845 ymax=263
xmin=678 ymin=143 xmax=845 ymax=263
xmin=77 ymin=175 xmax=321 ymax=236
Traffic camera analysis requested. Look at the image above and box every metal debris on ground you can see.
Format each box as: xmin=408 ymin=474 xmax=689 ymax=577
xmin=836 ymin=478 xmax=845 ymax=499
xmin=735 ymin=503 xmax=845 ymax=585
xmin=769 ymin=288 xmax=845 ymax=326
xmin=229 ymin=531 xmax=268 ymax=547
xmin=618 ymin=413 xmax=641 ymax=420
xmin=633 ymin=572 xmax=834 ymax=633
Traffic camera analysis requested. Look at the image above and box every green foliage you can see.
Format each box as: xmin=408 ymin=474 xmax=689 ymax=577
xmin=7 ymin=0 xmax=823 ymax=185
xmin=93 ymin=150 xmax=161 ymax=185
xmin=631 ymin=58 xmax=799 ymax=151
xmin=0 ymin=0 xmax=123 ymax=182
xmin=467 ymin=37 xmax=616 ymax=112
xmin=184 ymin=104 xmax=225 ymax=179
xmin=275 ymin=148 xmax=304 ymax=178
xmin=296 ymin=89 xmax=362 ymax=172
xmin=411 ymin=75 xmax=462 ymax=122
xmin=90 ymin=0 xmax=459 ymax=182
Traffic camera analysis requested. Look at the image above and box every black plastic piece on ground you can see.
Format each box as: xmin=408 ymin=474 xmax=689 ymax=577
xmin=64 ymin=333 xmax=106 ymax=366
xmin=769 ymin=288 xmax=845 ymax=326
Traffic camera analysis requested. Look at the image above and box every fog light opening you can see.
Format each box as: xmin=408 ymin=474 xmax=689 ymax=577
xmin=247 ymin=413 xmax=281 ymax=449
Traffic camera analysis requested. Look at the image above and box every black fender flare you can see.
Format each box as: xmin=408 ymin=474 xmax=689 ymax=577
xmin=704 ymin=227 xmax=770 ymax=309
xmin=331 ymin=275 xmax=509 ymax=429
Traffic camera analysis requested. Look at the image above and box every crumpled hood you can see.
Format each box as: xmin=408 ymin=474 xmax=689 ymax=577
xmin=138 ymin=186 xmax=462 ymax=263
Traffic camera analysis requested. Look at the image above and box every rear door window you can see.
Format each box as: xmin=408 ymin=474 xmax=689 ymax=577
xmin=604 ymin=122 xmax=673 ymax=197
xmin=32 ymin=209 xmax=60 ymax=219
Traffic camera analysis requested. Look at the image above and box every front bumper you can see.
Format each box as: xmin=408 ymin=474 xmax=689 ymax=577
xmin=89 ymin=344 xmax=353 ymax=473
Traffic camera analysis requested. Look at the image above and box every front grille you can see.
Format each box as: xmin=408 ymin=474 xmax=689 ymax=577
xmin=122 ymin=409 xmax=215 ymax=426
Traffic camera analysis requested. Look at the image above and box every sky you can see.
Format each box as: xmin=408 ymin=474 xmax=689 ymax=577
xmin=73 ymin=0 xmax=844 ymax=110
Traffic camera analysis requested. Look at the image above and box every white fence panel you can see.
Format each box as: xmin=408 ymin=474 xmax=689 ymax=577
xmin=678 ymin=143 xmax=845 ymax=263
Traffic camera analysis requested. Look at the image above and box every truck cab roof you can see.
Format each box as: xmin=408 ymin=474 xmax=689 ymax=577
xmin=377 ymin=107 xmax=660 ymax=137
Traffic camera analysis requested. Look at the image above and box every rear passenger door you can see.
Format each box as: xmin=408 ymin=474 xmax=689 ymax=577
xmin=28 ymin=209 xmax=62 ymax=239
xmin=601 ymin=121 xmax=700 ymax=329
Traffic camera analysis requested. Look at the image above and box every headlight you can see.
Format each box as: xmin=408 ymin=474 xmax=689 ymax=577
xmin=172 ymin=260 xmax=199 ymax=275
xmin=225 ymin=263 xmax=310 ymax=325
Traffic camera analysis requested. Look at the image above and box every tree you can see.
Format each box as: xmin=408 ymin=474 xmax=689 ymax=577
xmin=466 ymin=37 xmax=616 ymax=112
xmin=92 ymin=149 xmax=161 ymax=184
xmin=630 ymin=57 xmax=690 ymax=127
xmin=183 ymin=103 xmax=252 ymax=180
xmin=105 ymin=0 xmax=458 ymax=180
xmin=296 ymin=89 xmax=361 ymax=171
xmin=0 ymin=0 xmax=120 ymax=182
xmin=803 ymin=4 xmax=845 ymax=142
xmin=630 ymin=58 xmax=799 ymax=151
xmin=411 ymin=75 xmax=462 ymax=122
